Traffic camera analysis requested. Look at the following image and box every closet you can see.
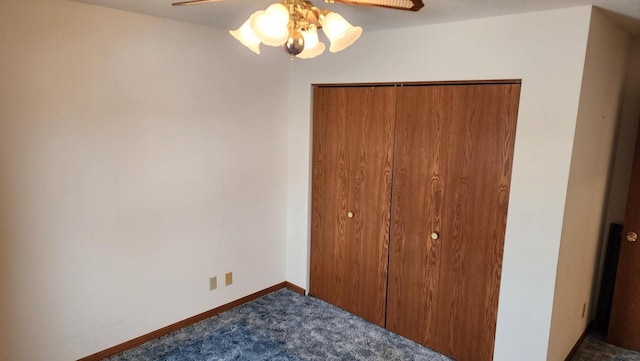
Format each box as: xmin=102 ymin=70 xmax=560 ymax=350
xmin=309 ymin=81 xmax=521 ymax=361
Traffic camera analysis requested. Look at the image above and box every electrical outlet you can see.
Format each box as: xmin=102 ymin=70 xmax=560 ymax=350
xmin=582 ymin=303 xmax=586 ymax=318
xmin=209 ymin=276 xmax=217 ymax=291
xmin=225 ymin=272 xmax=233 ymax=286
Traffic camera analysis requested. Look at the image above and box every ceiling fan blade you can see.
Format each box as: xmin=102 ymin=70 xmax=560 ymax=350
xmin=171 ymin=0 xmax=226 ymax=6
xmin=333 ymin=0 xmax=424 ymax=11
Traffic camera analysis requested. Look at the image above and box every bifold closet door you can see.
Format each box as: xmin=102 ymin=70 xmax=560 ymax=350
xmin=309 ymin=86 xmax=396 ymax=327
xmin=386 ymin=83 xmax=520 ymax=361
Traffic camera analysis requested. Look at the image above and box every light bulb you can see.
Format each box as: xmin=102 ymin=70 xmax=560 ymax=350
xmin=303 ymin=25 xmax=319 ymax=49
xmin=265 ymin=3 xmax=289 ymax=24
xmin=250 ymin=7 xmax=289 ymax=47
xmin=322 ymin=12 xmax=362 ymax=53
xmin=229 ymin=18 xmax=261 ymax=55
xmin=298 ymin=26 xmax=325 ymax=59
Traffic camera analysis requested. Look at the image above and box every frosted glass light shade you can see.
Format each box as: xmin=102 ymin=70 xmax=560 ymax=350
xmin=265 ymin=3 xmax=289 ymax=24
xmin=302 ymin=25 xmax=319 ymax=49
xmin=250 ymin=8 xmax=289 ymax=47
xmin=229 ymin=18 xmax=261 ymax=55
xmin=322 ymin=12 xmax=362 ymax=53
xmin=298 ymin=27 xmax=325 ymax=59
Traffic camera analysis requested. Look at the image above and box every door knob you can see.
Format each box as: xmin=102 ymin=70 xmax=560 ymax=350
xmin=627 ymin=232 xmax=638 ymax=243
xmin=430 ymin=232 xmax=439 ymax=240
xmin=347 ymin=211 xmax=354 ymax=218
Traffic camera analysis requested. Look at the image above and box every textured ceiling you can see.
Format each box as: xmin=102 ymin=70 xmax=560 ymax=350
xmin=74 ymin=0 xmax=640 ymax=35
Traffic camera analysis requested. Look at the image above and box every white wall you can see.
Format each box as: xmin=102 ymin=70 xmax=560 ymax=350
xmin=286 ymin=7 xmax=593 ymax=361
xmin=599 ymin=38 xmax=640 ymax=266
xmin=582 ymin=33 xmax=640 ymax=359
xmin=0 ymin=1 xmax=289 ymax=360
xmin=592 ymin=37 xmax=640 ymax=341
xmin=547 ymin=10 xmax=631 ymax=361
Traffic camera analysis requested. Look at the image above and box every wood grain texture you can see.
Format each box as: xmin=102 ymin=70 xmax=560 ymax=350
xmin=77 ymin=282 xmax=298 ymax=361
xmin=309 ymin=86 xmax=397 ymax=327
xmin=386 ymin=84 xmax=520 ymax=361
xmin=608 ymin=124 xmax=640 ymax=352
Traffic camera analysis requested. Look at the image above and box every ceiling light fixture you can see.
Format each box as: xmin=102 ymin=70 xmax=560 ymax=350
xmin=229 ymin=0 xmax=362 ymax=59
xmin=172 ymin=0 xmax=424 ymax=58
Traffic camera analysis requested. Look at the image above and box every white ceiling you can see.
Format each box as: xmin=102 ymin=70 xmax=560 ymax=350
xmin=74 ymin=0 xmax=640 ymax=35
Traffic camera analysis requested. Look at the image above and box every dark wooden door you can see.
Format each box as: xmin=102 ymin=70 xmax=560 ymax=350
xmin=386 ymin=83 xmax=520 ymax=361
xmin=309 ymin=86 xmax=397 ymax=326
xmin=608 ymin=123 xmax=640 ymax=351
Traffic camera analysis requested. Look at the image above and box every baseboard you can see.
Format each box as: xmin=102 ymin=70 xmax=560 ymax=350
xmin=77 ymin=281 xmax=306 ymax=361
xmin=564 ymin=321 xmax=594 ymax=361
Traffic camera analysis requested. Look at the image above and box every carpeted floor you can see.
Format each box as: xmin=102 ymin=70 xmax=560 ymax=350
xmin=106 ymin=289 xmax=451 ymax=361
xmin=571 ymin=332 xmax=640 ymax=361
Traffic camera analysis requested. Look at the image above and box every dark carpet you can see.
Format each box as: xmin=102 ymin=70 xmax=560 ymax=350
xmin=571 ymin=332 xmax=640 ymax=361
xmin=106 ymin=289 xmax=451 ymax=361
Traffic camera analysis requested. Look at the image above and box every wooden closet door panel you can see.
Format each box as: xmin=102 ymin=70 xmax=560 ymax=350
xmin=387 ymin=84 xmax=520 ymax=361
xmin=310 ymin=86 xmax=396 ymax=326
xmin=386 ymin=86 xmax=448 ymax=343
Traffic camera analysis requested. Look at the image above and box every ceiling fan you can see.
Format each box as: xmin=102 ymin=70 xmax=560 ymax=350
xmin=171 ymin=0 xmax=425 ymax=59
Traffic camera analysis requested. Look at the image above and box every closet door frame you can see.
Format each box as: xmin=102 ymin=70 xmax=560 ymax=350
xmin=308 ymin=80 xmax=521 ymax=361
